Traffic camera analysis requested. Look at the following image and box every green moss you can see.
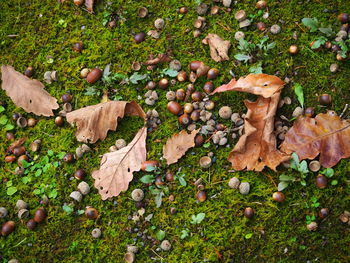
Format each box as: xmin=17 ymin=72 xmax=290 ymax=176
xmin=1 ymin=0 xmax=350 ymax=262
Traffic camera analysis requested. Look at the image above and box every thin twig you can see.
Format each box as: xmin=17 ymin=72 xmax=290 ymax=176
xmin=11 ymin=237 xmax=27 ymax=248
xmin=295 ymin=22 xmax=306 ymax=33
xmin=216 ymin=21 xmax=232 ymax=31
xmin=151 ymin=248 xmax=164 ymax=261
xmin=7 ymin=34 xmax=18 ymax=38
xmin=340 ymin=104 xmax=348 ymax=119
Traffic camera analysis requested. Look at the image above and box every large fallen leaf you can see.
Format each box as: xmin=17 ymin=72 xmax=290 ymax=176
xmin=92 ymin=127 xmax=147 ymax=200
xmin=66 ymin=101 xmax=146 ymax=143
xmin=281 ymin=111 xmax=350 ymax=168
xmin=202 ymin=33 xmax=231 ymax=62
xmin=1 ymin=65 xmax=59 ymax=116
xmin=211 ymin=73 xmax=285 ymax=98
xmin=163 ymin=129 xmax=199 ymax=165
xmin=213 ymin=74 xmax=289 ymax=171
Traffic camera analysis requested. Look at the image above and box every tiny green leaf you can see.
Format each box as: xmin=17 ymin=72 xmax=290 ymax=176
xmin=234 ymin=53 xmax=251 ymax=62
xmin=278 ymin=181 xmax=289 ymax=191
xmin=302 ymin=18 xmax=319 ymax=32
xmin=203 ymin=142 xmax=210 ymax=148
xmin=293 ymin=83 xmax=304 ymax=108
xmin=156 ymin=230 xmax=166 ymax=241
xmin=140 ymin=174 xmax=155 ymax=184
xmin=63 ymin=204 xmax=74 ymax=214
xmin=245 ymin=233 xmax=253 ymax=239
xmin=0 ymin=115 xmax=8 ymax=125
xmin=0 ymin=106 xmax=5 ymax=113
xmin=7 ymin=186 xmax=17 ymax=196
xmin=331 ymin=180 xmax=338 ymax=185
xmin=162 ymin=68 xmax=178 ymax=77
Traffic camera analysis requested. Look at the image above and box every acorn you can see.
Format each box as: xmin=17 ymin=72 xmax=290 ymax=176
xmin=155 ymin=176 xmax=165 ymax=186
xmin=55 ymin=116 xmax=64 ymax=127
xmin=309 ymin=160 xmax=321 ymax=173
xmin=179 ymin=7 xmax=188 ymax=14
xmin=85 ymin=207 xmax=99 ymax=220
xmin=193 ymin=134 xmax=204 ymax=147
xmin=288 ymin=45 xmax=298 ymax=54
xmin=203 ymin=81 xmax=214 ymax=94
xmin=318 ymin=94 xmax=332 ymax=106
xmin=235 ymin=10 xmax=246 ymax=21
xmin=336 ymin=53 xmax=344 ymax=61
xmin=272 ymin=191 xmax=285 ymax=202
xmin=256 ymin=0 xmax=267 ymax=9
xmin=6 ymin=132 xmax=15 ymax=141
xmin=141 ymin=160 xmax=159 ymax=171
xmin=27 ymin=118 xmax=36 ymax=127
xmin=1 ymin=221 xmax=15 ymax=236
xmin=131 ymin=189 xmax=144 ymax=201
xmin=63 ymin=153 xmax=74 ymax=163
xmin=319 ymin=208 xmax=329 ymax=219
xmin=5 ymin=155 xmax=16 ymax=163
xmin=165 ymin=171 xmax=174 ymax=182
xmin=138 ymin=7 xmax=148 ymax=18
xmin=86 ymin=68 xmax=102 ymax=84
xmin=73 ymin=0 xmax=83 ymax=6
xmin=134 ymin=32 xmax=146 ymax=43
xmin=24 ymin=66 xmax=34 ymax=77
xmin=184 ymin=103 xmax=194 ymax=114
xmin=244 ymin=207 xmax=254 ymax=219
xmin=33 ymin=208 xmax=46 ymax=223
xmin=74 ymin=169 xmax=86 ymax=180
xmin=256 ymin=22 xmax=266 ymax=31
xmin=304 ymin=107 xmax=315 ymax=117
xmin=61 ymin=93 xmax=73 ymax=103
xmin=13 ymin=146 xmax=26 ymax=157
xmin=159 ymin=78 xmax=169 ymax=89
xmin=205 ymin=100 xmax=215 ymax=110
xmin=189 ymin=61 xmax=203 ymax=71
xmin=316 ymin=174 xmax=327 ymax=189
xmin=26 ymin=219 xmax=37 ymax=230
xmin=73 ymin=41 xmax=83 ymax=52
xmin=17 ymin=117 xmax=27 ymax=128
xmin=338 ymin=13 xmax=349 ymax=24
xmin=145 ymin=81 xmax=156 ymax=90
xmin=324 ymin=41 xmax=332 ymax=49
xmin=196 ymin=190 xmax=206 ymax=202
xmin=176 ymin=89 xmax=186 ymax=101
xmin=80 ymin=68 xmax=90 ymax=78
xmin=207 ymin=68 xmax=219 ymax=80
xmin=179 ymin=113 xmax=191 ymax=126
xmin=167 ymin=101 xmax=183 ymax=115
xmin=12 ymin=113 xmax=21 ymax=121
xmin=17 ymin=155 xmax=28 ymax=167
xmin=191 ymin=91 xmax=203 ymax=102
xmin=190 ymin=110 xmax=200 ymax=121
xmin=177 ymin=71 xmax=187 ymax=82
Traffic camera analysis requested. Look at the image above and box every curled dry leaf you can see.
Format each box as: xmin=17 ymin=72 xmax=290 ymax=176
xmin=7 ymin=138 xmax=26 ymax=154
xmin=213 ymin=74 xmax=290 ymax=171
xmin=281 ymin=111 xmax=350 ymax=168
xmin=202 ymin=33 xmax=231 ymax=62
xmin=1 ymin=65 xmax=59 ymax=117
xmin=144 ymin=53 xmax=172 ymax=66
xmin=66 ymin=101 xmax=146 ymax=143
xmin=163 ymin=129 xmax=199 ymax=165
xmin=92 ymin=126 xmax=147 ymax=200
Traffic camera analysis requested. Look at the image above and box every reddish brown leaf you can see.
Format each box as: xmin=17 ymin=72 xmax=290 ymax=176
xmin=92 ymin=126 xmax=147 ymax=200
xmin=280 ymin=111 xmax=350 ymax=168
xmin=202 ymin=33 xmax=231 ymax=62
xmin=1 ymin=65 xmax=59 ymax=116
xmin=211 ymin=74 xmax=285 ymax=97
xmin=163 ymin=129 xmax=199 ymax=165
xmin=66 ymin=101 xmax=146 ymax=143
xmin=213 ymin=74 xmax=289 ymax=171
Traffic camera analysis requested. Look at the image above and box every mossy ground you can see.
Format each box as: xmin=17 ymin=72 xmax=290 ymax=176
xmin=0 ymin=0 xmax=350 ymax=262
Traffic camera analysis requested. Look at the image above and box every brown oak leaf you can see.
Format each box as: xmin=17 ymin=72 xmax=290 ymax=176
xmin=213 ymin=74 xmax=290 ymax=171
xmin=66 ymin=101 xmax=146 ymax=143
xmin=202 ymin=33 xmax=231 ymax=62
xmin=163 ymin=129 xmax=199 ymax=165
xmin=144 ymin=53 xmax=171 ymax=65
xmin=92 ymin=126 xmax=147 ymax=200
xmin=1 ymin=65 xmax=59 ymax=117
xmin=280 ymin=111 xmax=350 ymax=168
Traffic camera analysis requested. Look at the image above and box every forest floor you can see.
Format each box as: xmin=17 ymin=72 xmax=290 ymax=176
xmin=0 ymin=0 xmax=350 ymax=262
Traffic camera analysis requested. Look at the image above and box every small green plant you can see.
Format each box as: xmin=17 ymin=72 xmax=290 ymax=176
xmin=174 ymin=172 xmax=187 ymax=186
xmin=244 ymin=233 xmax=253 ymax=239
xmin=190 ymin=213 xmax=205 ymax=224
xmin=160 ymin=68 xmax=178 ymax=78
xmin=180 ymin=229 xmax=190 ymax=239
xmin=235 ymin=37 xmax=275 ymax=63
xmin=84 ymin=87 xmax=101 ymax=97
xmin=63 ymin=204 xmax=74 ymax=214
xmin=320 ymin=168 xmax=338 ymax=185
xmin=290 ymin=152 xmax=309 ymax=186
xmin=0 ymin=106 xmax=14 ymax=131
xmin=58 ymin=19 xmax=67 ymax=28
xmin=305 ymin=214 xmax=316 ymax=225
xmin=302 ymin=18 xmax=334 ymax=37
xmin=249 ymin=62 xmax=263 ymax=74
